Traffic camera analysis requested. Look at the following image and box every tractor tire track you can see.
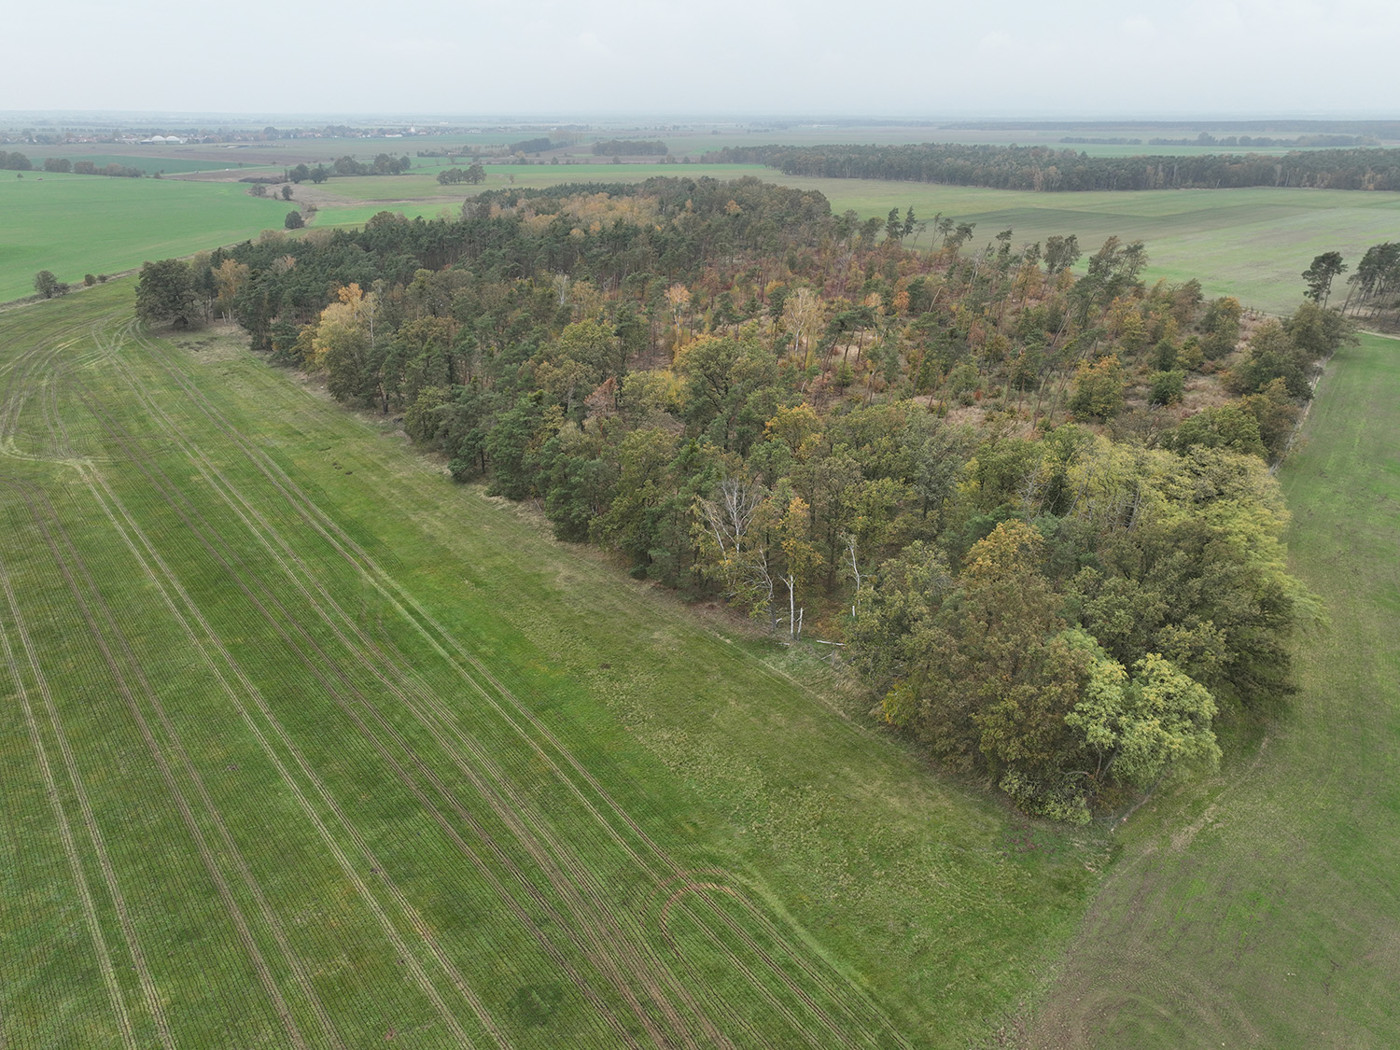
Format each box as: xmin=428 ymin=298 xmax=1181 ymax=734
xmin=0 ymin=507 xmax=140 ymax=1050
xmin=134 ymin=328 xmax=906 ymax=1047
xmin=75 ymin=454 xmax=508 ymax=1048
xmin=20 ymin=479 xmax=313 ymax=1050
xmin=114 ymin=330 xmax=742 ymax=1047
xmin=78 ymin=381 xmax=641 ymax=1046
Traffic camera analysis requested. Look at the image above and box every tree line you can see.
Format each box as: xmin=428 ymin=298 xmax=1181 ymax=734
xmin=593 ymin=140 xmax=668 ymax=156
xmin=1 ymin=151 xmax=142 ymax=177
xmin=285 ymin=154 xmax=412 ymax=183
xmin=134 ymin=176 xmax=1348 ymax=821
xmin=705 ymin=142 xmax=1400 ymax=192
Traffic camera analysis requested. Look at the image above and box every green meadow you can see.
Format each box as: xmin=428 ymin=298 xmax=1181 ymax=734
xmin=0 ymin=174 xmax=289 ymax=302
xmin=0 ymin=281 xmax=1102 ymax=1048
xmin=1026 ymin=331 xmax=1400 ymax=1048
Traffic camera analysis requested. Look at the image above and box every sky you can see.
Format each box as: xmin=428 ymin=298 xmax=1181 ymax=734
xmin=6 ymin=0 xmax=1399 ymax=119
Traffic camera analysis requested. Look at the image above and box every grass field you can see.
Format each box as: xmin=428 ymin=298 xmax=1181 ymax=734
xmin=1024 ymin=331 xmax=1400 ymax=1048
xmin=0 ymin=281 xmax=1104 ymax=1048
xmin=0 ymin=174 xmax=289 ymax=303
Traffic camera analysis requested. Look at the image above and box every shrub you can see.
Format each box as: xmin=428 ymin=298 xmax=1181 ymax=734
xmin=34 ymin=270 xmax=68 ymax=299
xmin=1148 ymin=369 xmax=1186 ymax=406
xmin=1069 ymin=355 xmax=1126 ymax=421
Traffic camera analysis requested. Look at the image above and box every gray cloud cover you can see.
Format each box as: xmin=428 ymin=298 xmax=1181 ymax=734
xmin=6 ymin=0 xmax=1397 ymax=116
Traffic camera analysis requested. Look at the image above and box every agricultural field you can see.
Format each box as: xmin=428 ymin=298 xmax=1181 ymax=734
xmin=1026 ymin=331 xmax=1400 ymax=1048
xmin=0 ymin=175 xmax=289 ymax=303
xmin=0 ymin=281 xmax=1103 ymax=1048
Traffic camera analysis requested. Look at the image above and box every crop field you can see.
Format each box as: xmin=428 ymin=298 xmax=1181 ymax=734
xmin=0 ymin=175 xmax=289 ymax=303
xmin=0 ymin=281 xmax=1103 ymax=1048
xmin=1026 ymin=331 xmax=1400 ymax=1048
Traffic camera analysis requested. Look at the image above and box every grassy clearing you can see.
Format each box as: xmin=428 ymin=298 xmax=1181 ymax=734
xmin=0 ymin=282 xmax=1103 ymax=1048
xmin=1025 ymin=330 xmax=1400 ymax=1048
xmin=0 ymin=176 xmax=289 ymax=303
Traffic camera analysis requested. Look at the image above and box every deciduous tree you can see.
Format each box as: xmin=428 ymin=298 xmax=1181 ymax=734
xmin=135 ymin=259 xmax=199 ymax=328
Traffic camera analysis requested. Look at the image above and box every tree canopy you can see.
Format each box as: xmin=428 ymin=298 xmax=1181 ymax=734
xmin=138 ymin=175 xmax=1333 ymax=820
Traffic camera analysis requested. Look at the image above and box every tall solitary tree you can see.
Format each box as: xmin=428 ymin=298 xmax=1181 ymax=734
xmin=1301 ymin=251 xmax=1346 ymax=305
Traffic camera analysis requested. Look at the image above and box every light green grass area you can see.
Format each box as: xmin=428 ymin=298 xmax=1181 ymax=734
xmin=0 ymin=175 xmax=289 ymax=302
xmin=0 ymin=282 xmax=1103 ymax=1048
xmin=1026 ymin=330 xmax=1400 ymax=1048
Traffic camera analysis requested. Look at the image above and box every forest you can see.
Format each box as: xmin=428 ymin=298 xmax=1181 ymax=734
xmin=134 ymin=175 xmax=1355 ymax=821
xmin=705 ymin=142 xmax=1400 ymax=191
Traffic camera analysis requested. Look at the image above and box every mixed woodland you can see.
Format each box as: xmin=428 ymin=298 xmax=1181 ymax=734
xmin=134 ymin=175 xmax=1363 ymax=821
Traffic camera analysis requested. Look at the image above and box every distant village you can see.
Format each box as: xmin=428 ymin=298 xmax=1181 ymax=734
xmin=0 ymin=124 xmax=545 ymax=146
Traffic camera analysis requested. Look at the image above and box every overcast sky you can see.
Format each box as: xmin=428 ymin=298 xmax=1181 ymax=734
xmin=6 ymin=0 xmax=1398 ymax=119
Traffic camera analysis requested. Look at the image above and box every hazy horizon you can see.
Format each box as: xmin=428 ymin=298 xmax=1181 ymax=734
xmin=7 ymin=1 xmax=1399 ymax=120
xmin=3 ymin=111 xmax=1397 ymax=132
